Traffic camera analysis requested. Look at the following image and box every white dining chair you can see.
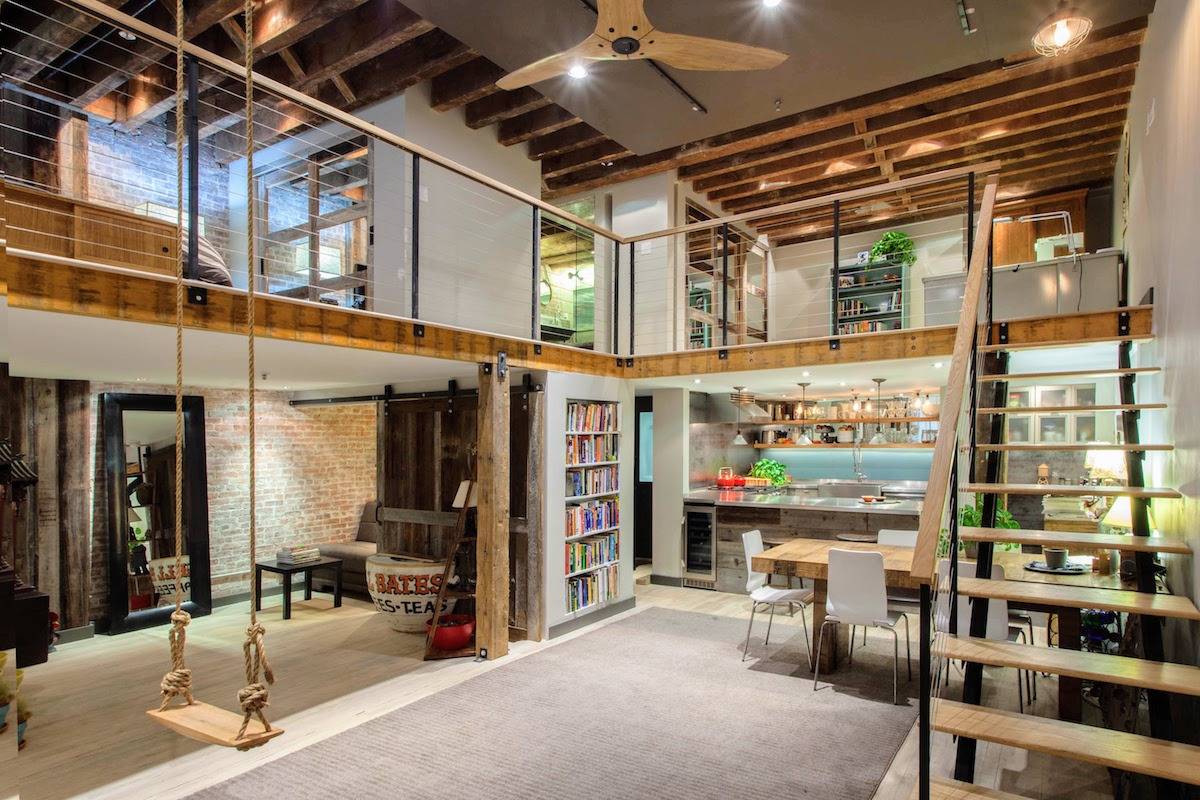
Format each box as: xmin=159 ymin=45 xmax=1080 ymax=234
xmin=936 ymin=560 xmax=1034 ymax=711
xmin=813 ymin=548 xmax=912 ymax=703
xmin=742 ymin=530 xmax=814 ymax=663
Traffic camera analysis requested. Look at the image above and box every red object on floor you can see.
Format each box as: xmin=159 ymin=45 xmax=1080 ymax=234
xmin=426 ymin=614 xmax=475 ymax=650
xmin=130 ymin=593 xmax=153 ymax=610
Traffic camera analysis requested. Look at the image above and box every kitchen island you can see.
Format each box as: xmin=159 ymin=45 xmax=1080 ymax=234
xmin=684 ymin=488 xmax=922 ymax=593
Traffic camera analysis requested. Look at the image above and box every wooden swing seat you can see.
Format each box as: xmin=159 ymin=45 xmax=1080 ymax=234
xmin=147 ymin=701 xmax=284 ymax=750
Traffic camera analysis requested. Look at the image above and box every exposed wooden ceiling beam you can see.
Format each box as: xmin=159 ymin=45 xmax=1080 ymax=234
xmin=430 ymin=57 xmax=506 ymax=111
xmin=464 ymin=87 xmax=552 ymax=129
xmin=542 ymin=140 xmax=634 ymax=180
xmin=497 ymin=105 xmax=579 ymax=146
xmin=0 ymin=0 xmax=125 ymax=83
xmin=541 ymin=18 xmax=1145 ymax=198
xmin=527 ymin=123 xmax=610 ymax=160
xmin=249 ymin=0 xmax=368 ymax=57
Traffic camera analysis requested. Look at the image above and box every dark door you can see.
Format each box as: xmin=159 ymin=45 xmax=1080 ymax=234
xmin=633 ymin=395 xmax=653 ymax=564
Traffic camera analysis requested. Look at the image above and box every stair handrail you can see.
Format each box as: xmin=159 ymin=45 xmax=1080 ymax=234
xmin=910 ymin=173 xmax=999 ymax=584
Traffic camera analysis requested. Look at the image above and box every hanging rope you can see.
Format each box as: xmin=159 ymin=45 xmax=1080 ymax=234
xmin=159 ymin=0 xmax=193 ymax=713
xmin=238 ymin=0 xmax=275 ymax=738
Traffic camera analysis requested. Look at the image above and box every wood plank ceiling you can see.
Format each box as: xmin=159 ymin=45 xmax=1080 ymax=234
xmin=10 ymin=2 xmax=1142 ymax=247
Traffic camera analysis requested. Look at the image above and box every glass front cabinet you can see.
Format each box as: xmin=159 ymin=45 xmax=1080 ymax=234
xmin=1005 ymin=383 xmax=1101 ymax=444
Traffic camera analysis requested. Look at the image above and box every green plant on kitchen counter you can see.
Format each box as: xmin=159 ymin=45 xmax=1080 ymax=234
xmin=869 ymin=230 xmax=916 ymax=267
xmin=749 ymin=459 xmax=789 ymax=486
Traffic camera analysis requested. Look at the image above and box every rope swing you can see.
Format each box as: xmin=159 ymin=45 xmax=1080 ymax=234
xmin=147 ymin=0 xmax=282 ymax=749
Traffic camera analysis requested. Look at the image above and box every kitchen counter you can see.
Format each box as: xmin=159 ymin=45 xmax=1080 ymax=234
xmin=685 ymin=489 xmax=922 ymax=515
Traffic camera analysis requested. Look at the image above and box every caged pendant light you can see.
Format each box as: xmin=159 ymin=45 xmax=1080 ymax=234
xmin=1032 ymin=2 xmax=1092 ymax=57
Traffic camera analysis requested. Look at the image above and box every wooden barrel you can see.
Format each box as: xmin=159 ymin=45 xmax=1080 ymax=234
xmin=365 ymin=554 xmax=455 ymax=633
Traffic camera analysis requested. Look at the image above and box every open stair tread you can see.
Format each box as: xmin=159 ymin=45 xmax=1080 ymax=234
xmin=979 ymin=334 xmax=1152 ymax=352
xmin=146 ymin=701 xmax=284 ymax=749
xmin=936 ymin=635 xmax=1200 ymax=696
xmin=976 ymin=443 xmax=1173 ymax=452
xmin=980 ymin=367 xmax=1160 ymax=382
xmin=956 ymin=577 xmax=1200 ymax=620
xmin=959 ymin=526 xmax=1191 ymax=554
xmin=978 ymin=403 xmax=1165 ymax=414
xmin=933 ymin=700 xmax=1200 ymax=785
xmin=919 ymin=777 xmax=1033 ymax=800
xmin=963 ymin=483 xmax=1181 ymax=499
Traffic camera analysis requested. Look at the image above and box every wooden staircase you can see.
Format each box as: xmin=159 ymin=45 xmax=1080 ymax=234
xmin=929 ymin=326 xmax=1200 ymax=798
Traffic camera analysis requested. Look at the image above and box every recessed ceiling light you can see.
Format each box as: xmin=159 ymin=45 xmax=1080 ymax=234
xmin=135 ymin=376 xmax=146 ymax=382
xmin=118 ymin=29 xmax=137 ymax=41
xmin=691 ymin=104 xmax=701 ymax=112
xmin=693 ymin=378 xmax=702 ymax=384
xmin=839 ymin=381 xmax=847 ymax=387
xmin=802 ymin=371 xmax=811 ymax=377
xmin=568 ymin=64 xmax=589 ymax=80
xmin=763 ymin=0 xmax=783 ymax=7
xmin=933 ymin=361 xmax=945 ymax=368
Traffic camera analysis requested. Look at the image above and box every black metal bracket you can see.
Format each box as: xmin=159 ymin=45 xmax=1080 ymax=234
xmin=497 ymin=351 xmax=508 ymax=379
xmin=187 ymin=286 xmax=208 ymax=305
xmin=829 ymin=338 xmax=840 ymax=351
xmin=997 ymin=322 xmax=1008 ymax=344
xmin=624 ymin=358 xmax=633 ymax=368
xmin=414 ymin=323 xmax=425 ymax=338
xmin=718 ymin=349 xmax=728 ymax=360
xmin=534 ymin=344 xmax=542 ymax=355
xmin=480 ymin=362 xmax=492 ymax=375
xmin=615 ymin=356 xmax=624 ymax=368
xmin=1118 ymin=310 xmax=1131 ymax=337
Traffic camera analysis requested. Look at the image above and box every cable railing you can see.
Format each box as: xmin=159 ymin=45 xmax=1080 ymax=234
xmin=4 ymin=0 xmax=1002 ymax=361
xmin=908 ymin=172 xmax=1000 ymax=800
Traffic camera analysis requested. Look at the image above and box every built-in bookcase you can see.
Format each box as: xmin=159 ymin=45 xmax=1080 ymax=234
xmin=563 ymin=399 xmax=621 ymax=615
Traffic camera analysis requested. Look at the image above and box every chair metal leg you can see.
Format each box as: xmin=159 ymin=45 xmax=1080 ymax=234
xmin=799 ymin=602 xmax=812 ymax=667
xmin=849 ymin=625 xmax=855 ymax=666
xmin=813 ymin=620 xmax=832 ymax=692
xmin=901 ymin=613 xmax=912 ymax=680
xmin=765 ymin=603 xmax=777 ymax=647
xmin=1017 ymin=668 xmax=1025 ymax=713
xmin=889 ymin=626 xmax=899 ymax=704
xmin=742 ymin=601 xmax=759 ymax=662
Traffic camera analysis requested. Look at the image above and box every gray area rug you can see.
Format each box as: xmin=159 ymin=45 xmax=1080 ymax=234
xmin=190 ymin=607 xmax=917 ymax=800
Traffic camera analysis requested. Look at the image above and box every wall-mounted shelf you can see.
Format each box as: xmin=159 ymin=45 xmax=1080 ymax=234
xmin=564 ymin=400 xmax=621 ymax=616
xmin=749 ymin=416 xmax=938 ymax=426
xmin=752 ymin=442 xmax=935 ymax=450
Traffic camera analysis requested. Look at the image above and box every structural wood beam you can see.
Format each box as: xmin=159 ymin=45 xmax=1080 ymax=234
xmin=476 ymin=360 xmax=511 ymax=660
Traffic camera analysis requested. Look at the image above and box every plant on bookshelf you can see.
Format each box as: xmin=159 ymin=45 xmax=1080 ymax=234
xmin=564 ymin=400 xmax=621 ymax=615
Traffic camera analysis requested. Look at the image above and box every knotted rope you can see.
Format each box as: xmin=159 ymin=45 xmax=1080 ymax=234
xmin=236 ymin=621 xmax=274 ymax=738
xmin=236 ymin=0 xmax=276 ymax=740
xmin=157 ymin=0 xmax=193 ymax=712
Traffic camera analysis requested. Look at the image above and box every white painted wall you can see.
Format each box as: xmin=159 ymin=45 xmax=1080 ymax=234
xmin=769 ymin=215 xmax=967 ymax=340
xmin=1114 ymin=0 xmax=1200 ymax=664
xmin=650 ymin=387 xmax=689 ymax=581
xmin=541 ymin=371 xmax=635 ymax=636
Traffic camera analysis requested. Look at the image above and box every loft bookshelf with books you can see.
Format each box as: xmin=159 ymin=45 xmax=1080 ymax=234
xmin=563 ymin=399 xmax=621 ymax=617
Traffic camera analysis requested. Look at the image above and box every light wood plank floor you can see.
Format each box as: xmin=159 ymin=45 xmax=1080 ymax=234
xmin=16 ymin=575 xmax=1112 ymax=800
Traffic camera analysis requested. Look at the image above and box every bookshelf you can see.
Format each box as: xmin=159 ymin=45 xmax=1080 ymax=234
xmin=831 ymin=256 xmax=909 ymax=336
xmin=563 ymin=399 xmax=621 ymax=616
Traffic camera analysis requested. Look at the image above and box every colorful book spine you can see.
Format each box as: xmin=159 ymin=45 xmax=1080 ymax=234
xmin=566 ymin=498 xmax=619 ymax=537
xmin=565 ymin=532 xmax=619 ymax=574
xmin=567 ymin=465 xmax=619 ymax=497
xmin=566 ymin=564 xmax=619 ymax=613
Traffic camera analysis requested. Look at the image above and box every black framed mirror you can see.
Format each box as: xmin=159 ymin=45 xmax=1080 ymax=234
xmin=102 ymin=393 xmax=211 ymax=634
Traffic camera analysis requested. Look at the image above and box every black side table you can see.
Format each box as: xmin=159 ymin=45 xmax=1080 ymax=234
xmin=254 ymin=556 xmax=343 ymax=620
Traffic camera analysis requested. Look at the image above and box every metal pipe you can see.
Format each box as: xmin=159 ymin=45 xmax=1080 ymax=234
xmin=628 ymin=242 xmax=636 ymax=356
xmin=612 ymin=239 xmax=620 ymax=355
xmin=919 ymin=582 xmax=932 ymax=800
xmin=185 ymin=55 xmax=200 ymax=281
xmin=531 ymin=208 xmax=541 ymax=340
xmin=832 ymin=200 xmax=841 ymax=336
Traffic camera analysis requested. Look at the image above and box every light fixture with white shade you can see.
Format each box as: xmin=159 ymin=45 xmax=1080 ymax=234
xmin=796 ymin=382 xmax=812 ymax=445
xmin=869 ymin=378 xmax=888 ymax=444
xmin=1102 ymin=495 xmax=1156 ymax=532
xmin=1032 ymin=2 xmax=1092 ymax=57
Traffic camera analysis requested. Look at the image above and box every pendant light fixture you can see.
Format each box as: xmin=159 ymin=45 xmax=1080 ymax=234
xmin=731 ymin=386 xmax=749 ymax=446
xmin=796 ymin=382 xmax=812 ymax=446
xmin=869 ymin=378 xmax=887 ymax=444
xmin=1032 ymin=2 xmax=1092 ymax=57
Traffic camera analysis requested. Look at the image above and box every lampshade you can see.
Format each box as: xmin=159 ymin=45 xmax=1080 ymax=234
xmin=1084 ymin=447 xmax=1128 ymax=482
xmin=732 ymin=431 xmax=749 ymax=446
xmin=1032 ymin=3 xmax=1092 ymax=57
xmin=1103 ymin=495 xmax=1156 ymax=531
xmin=796 ymin=432 xmax=812 ymax=446
xmin=127 ymin=505 xmax=143 ymax=524
xmin=869 ymin=430 xmax=887 ymax=445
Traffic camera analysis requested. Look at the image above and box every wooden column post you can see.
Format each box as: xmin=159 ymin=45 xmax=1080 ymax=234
xmin=476 ymin=357 xmax=510 ymax=660
xmin=58 ymin=380 xmax=92 ymax=629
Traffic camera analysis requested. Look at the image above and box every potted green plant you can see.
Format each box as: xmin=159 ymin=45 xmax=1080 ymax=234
xmin=869 ymin=231 xmax=917 ymax=267
xmin=748 ymin=458 xmax=789 ymax=486
xmin=959 ymin=493 xmax=1020 ymax=558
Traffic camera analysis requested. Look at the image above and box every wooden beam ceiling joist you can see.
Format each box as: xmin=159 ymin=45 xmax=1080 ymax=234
xmin=248 ymin=0 xmax=369 ymax=57
xmin=464 ymin=87 xmax=552 ymax=129
xmin=526 ymin=123 xmax=610 ymax=160
xmin=430 ymin=57 xmax=506 ymax=111
xmin=541 ymin=140 xmax=634 ymax=180
xmin=0 ymin=0 xmax=124 ymax=83
xmin=497 ymin=105 xmax=580 ymax=147
xmin=542 ymin=18 xmax=1145 ymax=198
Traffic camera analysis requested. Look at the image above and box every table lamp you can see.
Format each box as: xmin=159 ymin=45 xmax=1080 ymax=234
xmin=1084 ymin=447 xmax=1128 ymax=484
xmin=1102 ymin=495 xmax=1155 ymax=532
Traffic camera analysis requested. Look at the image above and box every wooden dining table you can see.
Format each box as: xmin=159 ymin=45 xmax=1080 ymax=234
xmin=751 ymin=538 xmax=1124 ymax=721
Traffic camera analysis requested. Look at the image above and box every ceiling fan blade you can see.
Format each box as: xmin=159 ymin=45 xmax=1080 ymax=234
xmin=495 ymin=36 xmax=612 ymax=91
xmin=644 ymin=32 xmax=788 ymax=71
xmin=594 ymin=0 xmax=653 ymax=38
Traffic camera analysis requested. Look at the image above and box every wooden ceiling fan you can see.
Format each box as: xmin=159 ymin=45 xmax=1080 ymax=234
xmin=496 ymin=0 xmax=788 ymax=90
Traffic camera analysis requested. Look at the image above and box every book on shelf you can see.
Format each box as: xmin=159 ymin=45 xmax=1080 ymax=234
xmin=565 ymin=433 xmax=619 ymax=465
xmin=565 ymin=532 xmax=619 ymax=574
xmin=567 ymin=464 xmax=618 ymax=497
xmin=566 ymin=497 xmax=619 ymax=537
xmin=566 ymin=563 xmax=619 ymax=613
xmin=276 ymin=546 xmax=321 ymax=565
xmin=566 ymin=401 xmax=617 ymax=432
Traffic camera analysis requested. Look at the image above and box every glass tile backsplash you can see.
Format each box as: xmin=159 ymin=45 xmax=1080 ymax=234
xmin=769 ymin=449 xmax=934 ymax=481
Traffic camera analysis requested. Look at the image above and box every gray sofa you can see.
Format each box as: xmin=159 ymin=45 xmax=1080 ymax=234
xmin=316 ymin=502 xmax=380 ymax=595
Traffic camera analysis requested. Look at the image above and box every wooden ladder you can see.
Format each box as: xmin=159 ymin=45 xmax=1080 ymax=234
xmin=424 ymin=479 xmax=478 ymax=661
xmin=942 ymin=329 xmax=1200 ymax=796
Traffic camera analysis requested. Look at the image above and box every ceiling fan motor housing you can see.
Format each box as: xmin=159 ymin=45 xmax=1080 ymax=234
xmin=611 ymin=36 xmax=641 ymax=55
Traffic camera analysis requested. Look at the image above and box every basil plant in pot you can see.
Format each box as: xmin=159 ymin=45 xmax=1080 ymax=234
xmin=869 ymin=230 xmax=916 ymax=267
xmin=749 ymin=458 xmax=790 ymax=486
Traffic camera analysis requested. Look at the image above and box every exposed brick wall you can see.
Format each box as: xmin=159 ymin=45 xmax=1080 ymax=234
xmin=86 ymin=118 xmax=232 ymax=261
xmin=88 ymin=384 xmax=376 ymax=619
